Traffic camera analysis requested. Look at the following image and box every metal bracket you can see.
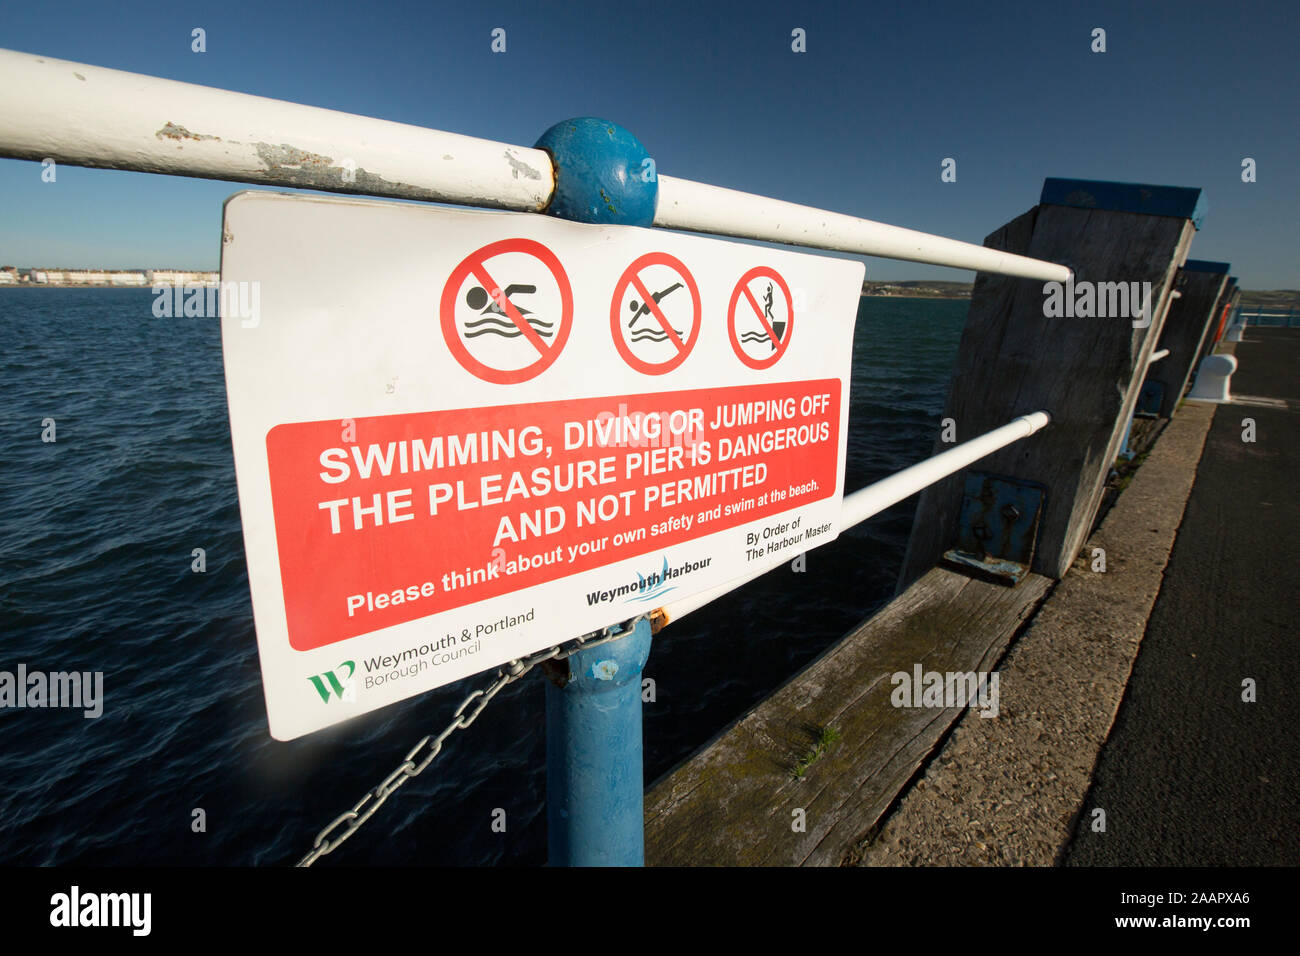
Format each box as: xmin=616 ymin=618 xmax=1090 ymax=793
xmin=1135 ymin=379 xmax=1164 ymax=418
xmin=942 ymin=472 xmax=1046 ymax=586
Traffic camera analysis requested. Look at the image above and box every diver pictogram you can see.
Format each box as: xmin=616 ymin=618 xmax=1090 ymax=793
xmin=609 ymin=252 xmax=702 ymax=375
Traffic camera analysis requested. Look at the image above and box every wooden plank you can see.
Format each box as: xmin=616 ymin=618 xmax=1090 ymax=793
xmin=899 ymin=200 xmax=1196 ymax=588
xmin=1146 ymin=269 xmax=1228 ymax=417
xmin=643 ymin=566 xmax=1050 ymax=866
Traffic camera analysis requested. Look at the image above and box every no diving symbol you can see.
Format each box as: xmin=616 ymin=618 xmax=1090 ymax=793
xmin=728 ymin=267 xmax=793 ymax=370
xmin=610 ymin=252 xmax=702 ymax=375
xmin=440 ymin=238 xmax=573 ymax=384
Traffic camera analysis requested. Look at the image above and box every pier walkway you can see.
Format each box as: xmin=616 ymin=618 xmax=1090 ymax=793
xmin=645 ymin=330 xmax=1297 ymax=867
xmin=849 ymin=329 xmax=1298 ymax=866
xmin=1063 ymin=327 xmax=1300 ymax=866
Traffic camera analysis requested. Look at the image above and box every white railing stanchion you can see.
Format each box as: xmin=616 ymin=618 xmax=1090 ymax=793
xmin=653 ymin=411 xmax=1051 ymax=629
xmin=654 ymin=177 xmax=1070 ymax=282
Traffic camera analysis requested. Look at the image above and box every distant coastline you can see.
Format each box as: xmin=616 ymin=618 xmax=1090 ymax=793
xmin=861 ymin=280 xmax=972 ymax=300
xmin=861 ymin=291 xmax=971 ymax=299
xmin=0 ymin=268 xmax=217 ymax=288
xmin=2 ymin=269 xmax=1290 ymax=310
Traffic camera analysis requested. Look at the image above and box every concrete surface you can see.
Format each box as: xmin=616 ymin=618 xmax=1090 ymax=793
xmin=1063 ymin=327 xmax=1300 ymax=865
xmin=848 ymin=400 xmax=1219 ymax=866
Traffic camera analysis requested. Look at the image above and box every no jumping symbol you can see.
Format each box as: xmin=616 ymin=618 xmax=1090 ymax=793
xmin=728 ymin=267 xmax=794 ymax=370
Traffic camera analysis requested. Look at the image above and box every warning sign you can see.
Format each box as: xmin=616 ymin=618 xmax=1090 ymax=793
xmin=729 ymin=267 xmax=793 ymax=369
xmin=609 ymin=252 xmax=701 ymax=375
xmin=220 ymin=191 xmax=863 ymax=739
xmin=269 ymin=381 xmax=840 ymax=651
xmin=440 ymin=238 xmax=573 ymax=384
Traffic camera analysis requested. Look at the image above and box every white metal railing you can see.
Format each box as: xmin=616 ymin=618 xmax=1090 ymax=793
xmin=0 ymin=48 xmax=1070 ymax=282
xmin=1240 ymin=310 xmax=1296 ymax=327
xmin=656 ymin=411 xmax=1051 ymax=626
xmin=1148 ymin=348 xmax=1170 ymax=364
xmin=652 ymin=177 xmax=1068 ymax=278
xmin=0 ymin=48 xmax=1062 ymax=633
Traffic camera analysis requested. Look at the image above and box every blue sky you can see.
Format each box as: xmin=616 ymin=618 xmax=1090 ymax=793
xmin=1 ymin=0 xmax=1296 ymax=287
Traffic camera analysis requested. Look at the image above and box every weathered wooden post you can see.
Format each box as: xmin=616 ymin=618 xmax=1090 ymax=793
xmin=1196 ymin=277 xmax=1230 ymax=367
xmin=1211 ymin=276 xmax=1236 ymax=339
xmin=1222 ymin=283 xmax=1243 ymax=340
xmin=1141 ymin=260 xmax=1230 ymax=418
xmin=899 ymin=178 xmax=1203 ymax=589
xmin=1207 ymin=277 xmax=1240 ymax=350
xmin=1190 ymin=277 xmax=1237 ymax=373
xmin=1224 ymin=283 xmax=1250 ymax=342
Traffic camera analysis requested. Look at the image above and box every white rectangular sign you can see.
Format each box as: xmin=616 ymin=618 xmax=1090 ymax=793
xmin=219 ymin=191 xmax=863 ymax=739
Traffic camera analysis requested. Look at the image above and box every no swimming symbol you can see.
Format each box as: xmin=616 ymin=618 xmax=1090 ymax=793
xmin=728 ymin=267 xmax=793 ymax=370
xmin=610 ymin=252 xmax=702 ymax=375
xmin=440 ymin=238 xmax=574 ymax=384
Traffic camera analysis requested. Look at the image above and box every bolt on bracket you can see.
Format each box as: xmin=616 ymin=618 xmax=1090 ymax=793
xmin=1135 ymin=379 xmax=1165 ymax=418
xmin=942 ymin=471 xmax=1046 ymax=586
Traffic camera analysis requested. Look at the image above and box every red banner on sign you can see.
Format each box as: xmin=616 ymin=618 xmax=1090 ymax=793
xmin=266 ymin=380 xmax=840 ymax=650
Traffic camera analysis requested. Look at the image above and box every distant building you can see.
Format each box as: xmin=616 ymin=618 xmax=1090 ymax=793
xmin=148 ymin=270 xmax=219 ymax=286
xmin=29 ymin=269 xmax=147 ymax=285
xmin=24 ymin=268 xmax=215 ymax=286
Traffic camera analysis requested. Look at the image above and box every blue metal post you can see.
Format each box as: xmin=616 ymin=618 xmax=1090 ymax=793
xmin=533 ymin=117 xmax=659 ymax=866
xmin=545 ymin=619 xmax=654 ymax=866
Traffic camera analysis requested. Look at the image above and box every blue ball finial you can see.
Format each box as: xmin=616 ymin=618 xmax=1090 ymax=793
xmin=534 ymin=118 xmax=657 ymax=227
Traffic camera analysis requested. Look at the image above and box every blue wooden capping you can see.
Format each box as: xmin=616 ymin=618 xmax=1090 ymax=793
xmin=1040 ymin=178 xmax=1207 ymax=230
xmin=1184 ymin=259 xmax=1231 ymax=274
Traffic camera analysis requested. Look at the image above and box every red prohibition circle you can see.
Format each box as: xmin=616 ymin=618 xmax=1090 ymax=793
xmin=609 ymin=252 xmax=702 ymax=375
xmin=439 ymin=238 xmax=574 ymax=384
xmin=728 ymin=267 xmax=794 ymax=370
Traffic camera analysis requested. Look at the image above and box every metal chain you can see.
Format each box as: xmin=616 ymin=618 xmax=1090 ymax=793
xmin=294 ymin=625 xmax=631 ymax=867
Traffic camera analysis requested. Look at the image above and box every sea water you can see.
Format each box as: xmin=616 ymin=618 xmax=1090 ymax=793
xmin=0 ymin=288 xmax=965 ymax=865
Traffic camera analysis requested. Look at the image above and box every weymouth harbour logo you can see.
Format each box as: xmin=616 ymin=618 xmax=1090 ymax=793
xmin=585 ymin=554 xmax=713 ymax=607
xmin=308 ymin=660 xmax=356 ymax=703
xmin=627 ymin=555 xmax=677 ymax=603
